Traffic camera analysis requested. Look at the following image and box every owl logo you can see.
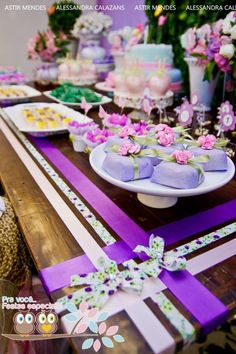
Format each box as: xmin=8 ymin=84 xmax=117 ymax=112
xmin=13 ymin=311 xmax=35 ymax=336
xmin=36 ymin=311 xmax=58 ymax=336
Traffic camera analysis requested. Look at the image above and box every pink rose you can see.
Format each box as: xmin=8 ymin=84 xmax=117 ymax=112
xmin=118 ymin=141 xmax=133 ymax=156
xmin=118 ymin=142 xmax=141 ymax=156
xmin=119 ymin=126 xmax=135 ymax=138
xmin=172 ymin=150 xmax=193 ymax=165
xmin=197 ymin=134 xmax=216 ymax=150
xmin=157 ymin=131 xmax=175 ymax=146
xmin=155 ymin=124 xmax=173 ymax=134
xmin=128 ymin=143 xmax=141 ymax=154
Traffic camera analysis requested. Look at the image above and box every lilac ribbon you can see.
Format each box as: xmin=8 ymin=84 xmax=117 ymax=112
xmin=32 ymin=138 xmax=233 ymax=333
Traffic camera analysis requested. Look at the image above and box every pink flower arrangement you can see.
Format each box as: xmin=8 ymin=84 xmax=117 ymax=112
xmin=132 ymin=120 xmax=150 ymax=136
xmin=154 ymin=123 xmax=174 ymax=134
xmin=118 ymin=141 xmax=141 ymax=156
xmin=172 ymin=150 xmax=193 ymax=165
xmin=67 ymin=120 xmax=97 ymax=135
xmin=181 ymin=12 xmax=236 ymax=79
xmin=154 ymin=124 xmax=175 ymax=147
xmin=104 ymin=113 xmax=131 ymax=128
xmin=118 ymin=121 xmax=150 ymax=138
xmin=83 ymin=128 xmax=114 ymax=148
xmin=197 ymin=135 xmax=217 ymax=150
xmin=157 ymin=131 xmax=175 ymax=147
xmin=27 ymin=29 xmax=69 ymax=62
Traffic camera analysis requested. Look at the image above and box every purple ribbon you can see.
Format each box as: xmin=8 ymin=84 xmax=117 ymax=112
xmin=159 ymin=270 xmax=228 ymax=335
xmin=39 ymin=197 xmax=236 ymax=293
xmin=32 ymin=138 xmax=232 ymax=333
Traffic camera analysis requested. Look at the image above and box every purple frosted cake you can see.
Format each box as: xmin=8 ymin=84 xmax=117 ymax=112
xmin=189 ymin=147 xmax=227 ymax=171
xmin=151 ymin=150 xmax=205 ymax=189
xmin=103 ymin=153 xmax=153 ymax=182
xmin=189 ymin=135 xmax=228 ymax=171
xmin=151 ymin=161 xmax=204 ymax=189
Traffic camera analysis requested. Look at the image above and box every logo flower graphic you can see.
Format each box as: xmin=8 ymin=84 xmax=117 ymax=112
xmin=63 ymin=300 xmax=125 ymax=351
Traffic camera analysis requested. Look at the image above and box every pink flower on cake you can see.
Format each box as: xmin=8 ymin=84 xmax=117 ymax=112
xmin=118 ymin=142 xmax=141 ymax=156
xmin=157 ymin=131 xmax=175 ymax=147
xmin=119 ymin=126 xmax=135 ymax=138
xmin=154 ymin=124 xmax=173 ymax=134
xmin=197 ymin=135 xmax=216 ymax=150
xmin=172 ymin=150 xmax=193 ymax=165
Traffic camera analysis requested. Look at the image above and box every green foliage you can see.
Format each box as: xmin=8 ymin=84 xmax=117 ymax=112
xmin=48 ymin=1 xmax=81 ymax=36
xmin=145 ymin=0 xmax=229 ymax=93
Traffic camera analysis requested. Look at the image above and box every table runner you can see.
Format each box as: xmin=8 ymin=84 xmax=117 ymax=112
xmin=0 ymin=115 xmax=235 ymax=348
xmin=24 ymin=135 xmax=236 ymax=334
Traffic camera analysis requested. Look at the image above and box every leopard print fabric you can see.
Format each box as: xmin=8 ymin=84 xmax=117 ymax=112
xmin=0 ymin=197 xmax=31 ymax=286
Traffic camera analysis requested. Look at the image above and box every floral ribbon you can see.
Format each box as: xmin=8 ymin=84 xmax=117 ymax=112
xmin=70 ymin=236 xmax=186 ymax=308
xmin=70 ymin=257 xmax=145 ymax=308
xmin=133 ymin=235 xmax=187 ymax=277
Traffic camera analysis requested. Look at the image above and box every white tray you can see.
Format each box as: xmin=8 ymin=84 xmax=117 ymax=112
xmin=0 ymin=85 xmax=41 ymax=103
xmin=90 ymin=143 xmax=235 ymax=209
xmin=3 ymin=102 xmax=92 ymax=137
xmin=43 ymin=90 xmax=112 ymax=107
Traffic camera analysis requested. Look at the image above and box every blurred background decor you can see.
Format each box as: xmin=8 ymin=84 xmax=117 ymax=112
xmin=47 ymin=0 xmax=81 ymax=58
xmin=145 ymin=0 xmax=230 ymax=108
xmin=72 ymin=11 xmax=113 ymax=61
xmin=27 ymin=29 xmax=69 ymax=84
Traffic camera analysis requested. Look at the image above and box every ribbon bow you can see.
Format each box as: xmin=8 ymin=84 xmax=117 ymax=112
xmin=133 ymin=235 xmax=187 ymax=277
xmin=70 ymin=258 xmax=145 ymax=308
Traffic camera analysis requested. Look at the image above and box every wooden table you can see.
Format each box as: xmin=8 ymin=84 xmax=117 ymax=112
xmin=0 ymin=86 xmax=235 ymax=354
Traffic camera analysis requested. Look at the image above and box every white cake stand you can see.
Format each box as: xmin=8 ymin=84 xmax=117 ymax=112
xmin=90 ymin=143 xmax=235 ymax=209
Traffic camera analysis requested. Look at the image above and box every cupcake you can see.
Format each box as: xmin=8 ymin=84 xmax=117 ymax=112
xmin=83 ymin=128 xmax=114 ymax=149
xmin=67 ymin=121 xmax=98 ymax=152
xmin=103 ymin=113 xmax=131 ymax=133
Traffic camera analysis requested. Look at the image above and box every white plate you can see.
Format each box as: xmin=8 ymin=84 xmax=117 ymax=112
xmin=3 ymin=102 xmax=92 ymax=137
xmin=90 ymin=143 xmax=235 ymax=208
xmin=43 ymin=90 xmax=112 ymax=107
xmin=95 ymin=82 xmax=114 ymax=93
xmin=0 ymin=85 xmax=41 ymax=102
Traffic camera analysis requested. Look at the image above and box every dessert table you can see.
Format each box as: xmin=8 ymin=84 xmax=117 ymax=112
xmin=0 ymin=84 xmax=235 ymax=354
